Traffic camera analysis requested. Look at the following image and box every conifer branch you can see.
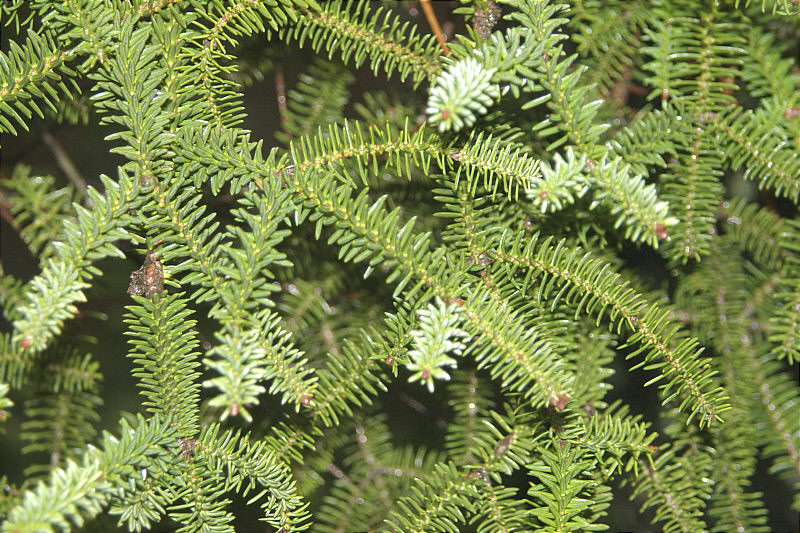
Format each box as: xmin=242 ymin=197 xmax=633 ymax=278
xmin=2 ymin=1 xmax=800 ymax=529
xmin=146 ymin=177 xmax=317 ymax=414
xmin=181 ymin=121 xmax=574 ymax=409
xmin=630 ymin=444 xmax=710 ymax=533
xmin=502 ymin=0 xmax=678 ymax=246
xmin=124 ymin=293 xmax=201 ymax=435
xmin=186 ymin=0 xmax=309 ymax=129
xmin=739 ymin=342 xmax=800 ymax=507
xmin=390 ymin=463 xmax=473 ymax=532
xmin=12 ymin=175 xmax=137 ymax=352
xmin=192 ymin=424 xmax=311 ymax=530
xmin=391 ymin=412 xmax=535 ymax=531
xmin=740 ymin=27 xmax=800 ymax=102
xmin=568 ymin=1 xmax=649 ymax=99
xmin=709 ymin=408 xmax=770 ymax=531
xmin=2 ymin=415 xmax=178 ymax=532
xmin=306 ymin=333 xmax=389 ymax=426
xmin=659 ymin=116 xmax=724 ymax=262
xmin=444 ymin=369 xmax=493 ymax=465
xmin=0 ymin=167 xmax=77 ymax=261
xmin=717 ymin=197 xmax=787 ymax=271
xmin=18 ymin=350 xmax=101 ymax=481
xmin=426 ymin=57 xmax=499 ymax=132
xmin=528 ymin=443 xmax=612 ymax=530
xmin=287 ymin=141 xmax=574 ymax=407
xmin=275 ymin=57 xmax=354 ymax=144
xmin=714 ymin=108 xmax=800 ymax=204
xmin=0 ymin=30 xmax=78 ymax=134
xmin=288 ymin=0 xmax=442 ymax=87
xmin=607 ymin=107 xmax=680 ymax=176
xmin=675 ymin=241 xmax=772 ymax=530
xmin=488 ymin=231 xmax=728 ymax=426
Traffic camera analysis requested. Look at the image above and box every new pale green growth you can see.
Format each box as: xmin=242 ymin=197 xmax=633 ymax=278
xmin=406 ymin=298 xmax=470 ymax=392
xmin=426 ymin=57 xmax=499 ymax=132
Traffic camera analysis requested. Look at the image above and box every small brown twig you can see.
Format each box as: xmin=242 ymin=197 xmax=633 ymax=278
xmin=41 ymin=130 xmax=88 ymax=202
xmin=0 ymin=189 xmax=20 ymax=232
xmin=419 ymin=0 xmax=450 ymax=56
xmin=274 ymin=64 xmax=288 ymax=126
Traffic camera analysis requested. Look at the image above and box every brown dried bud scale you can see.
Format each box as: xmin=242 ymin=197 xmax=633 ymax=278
xmin=127 ymin=250 xmax=164 ymax=298
xmin=472 ymin=1 xmax=501 ymax=40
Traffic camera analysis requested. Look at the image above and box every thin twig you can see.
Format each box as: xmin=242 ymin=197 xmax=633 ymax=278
xmin=41 ymin=130 xmax=88 ymax=201
xmin=275 ymin=64 xmax=288 ymax=126
xmin=419 ymin=0 xmax=450 ymax=56
xmin=0 ymin=190 xmax=20 ymax=232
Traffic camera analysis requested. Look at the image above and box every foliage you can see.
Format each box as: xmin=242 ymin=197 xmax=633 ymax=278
xmin=0 ymin=0 xmax=798 ymax=531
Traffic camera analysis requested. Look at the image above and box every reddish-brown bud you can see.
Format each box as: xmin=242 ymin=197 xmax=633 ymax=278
xmin=550 ymin=393 xmax=570 ymax=411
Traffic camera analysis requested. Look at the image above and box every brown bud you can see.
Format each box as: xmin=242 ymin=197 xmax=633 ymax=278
xmin=472 ymin=0 xmax=501 ymax=40
xmin=523 ymin=217 xmax=534 ymax=231
xmin=466 ymin=467 xmax=491 ymax=484
xmin=550 ymin=393 xmax=570 ymax=410
xmin=127 ymin=250 xmax=164 ymax=298
xmin=178 ymin=438 xmax=198 ymax=461
xmin=475 ymin=252 xmax=494 ymax=267
xmin=444 ymin=297 xmax=465 ymax=307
